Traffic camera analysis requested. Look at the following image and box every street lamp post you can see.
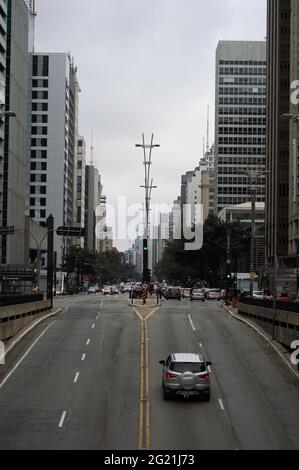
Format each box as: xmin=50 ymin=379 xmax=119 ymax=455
xmin=237 ymin=168 xmax=269 ymax=295
xmin=136 ymin=134 xmax=160 ymax=283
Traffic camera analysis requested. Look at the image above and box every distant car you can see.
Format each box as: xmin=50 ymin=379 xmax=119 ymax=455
xmin=278 ymin=293 xmax=291 ymax=302
xmin=88 ymin=286 xmax=97 ymax=295
xmin=165 ymin=287 xmax=181 ymax=300
xmin=191 ymin=289 xmax=206 ymax=302
xmin=102 ymin=286 xmax=111 ymax=295
xmin=252 ymin=291 xmax=264 ymax=300
xmin=110 ymin=286 xmax=119 ymax=295
xmin=181 ymin=288 xmax=191 ymax=299
xmin=123 ymin=284 xmax=132 ymax=293
xmin=208 ymin=289 xmax=221 ymax=300
xmin=159 ymin=353 xmax=212 ymax=401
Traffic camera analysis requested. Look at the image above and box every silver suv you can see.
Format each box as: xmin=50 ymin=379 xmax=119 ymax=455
xmin=159 ymin=353 xmax=212 ymax=401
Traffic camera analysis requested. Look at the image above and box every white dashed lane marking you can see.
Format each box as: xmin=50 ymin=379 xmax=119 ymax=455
xmin=218 ymin=399 xmax=225 ymax=411
xmin=74 ymin=372 xmax=80 ymax=383
xmin=58 ymin=411 xmax=67 ymax=428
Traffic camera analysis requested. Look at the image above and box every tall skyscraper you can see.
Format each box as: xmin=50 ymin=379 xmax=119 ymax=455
xmin=76 ymin=136 xmax=86 ymax=248
xmin=214 ymin=41 xmax=267 ymax=215
xmin=84 ymin=164 xmax=102 ymax=252
xmin=265 ymin=0 xmax=291 ymax=264
xmin=1 ymin=0 xmax=30 ymax=265
xmin=0 ymin=0 xmax=7 ymax=244
xmin=27 ymin=52 xmax=80 ymax=266
xmin=287 ymin=0 xmax=299 ymax=257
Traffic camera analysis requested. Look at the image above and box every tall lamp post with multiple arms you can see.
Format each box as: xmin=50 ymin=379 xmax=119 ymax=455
xmin=237 ymin=168 xmax=270 ymax=296
xmin=136 ymin=134 xmax=160 ymax=283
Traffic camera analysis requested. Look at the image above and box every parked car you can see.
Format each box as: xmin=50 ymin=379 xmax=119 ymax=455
xmin=190 ymin=289 xmax=206 ymax=302
xmin=208 ymin=289 xmax=222 ymax=300
xmin=165 ymin=287 xmax=181 ymax=300
xmin=159 ymin=353 xmax=212 ymax=401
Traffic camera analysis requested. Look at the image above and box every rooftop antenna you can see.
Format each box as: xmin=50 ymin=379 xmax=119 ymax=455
xmin=90 ymin=130 xmax=94 ymax=166
xmin=206 ymin=105 xmax=210 ymax=152
xmin=31 ymin=0 xmax=37 ymax=53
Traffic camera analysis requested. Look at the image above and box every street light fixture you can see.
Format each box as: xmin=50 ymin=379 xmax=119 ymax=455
xmin=0 ymin=111 xmax=16 ymax=120
xmin=280 ymin=113 xmax=299 ymax=123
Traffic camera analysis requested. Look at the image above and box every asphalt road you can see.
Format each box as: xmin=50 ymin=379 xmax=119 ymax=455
xmin=0 ymin=294 xmax=298 ymax=450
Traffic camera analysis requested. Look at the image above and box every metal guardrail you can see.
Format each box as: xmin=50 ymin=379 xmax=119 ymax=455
xmin=0 ymin=294 xmax=43 ymax=307
xmin=240 ymin=297 xmax=299 ymax=314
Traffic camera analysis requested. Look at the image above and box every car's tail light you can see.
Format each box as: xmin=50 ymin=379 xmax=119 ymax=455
xmin=166 ymin=373 xmax=177 ymax=379
xmin=202 ymin=373 xmax=209 ymax=381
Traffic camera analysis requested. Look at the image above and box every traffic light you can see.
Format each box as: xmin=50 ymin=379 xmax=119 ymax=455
xmin=143 ymin=239 xmax=148 ymax=252
xmin=144 ymin=268 xmax=151 ymax=282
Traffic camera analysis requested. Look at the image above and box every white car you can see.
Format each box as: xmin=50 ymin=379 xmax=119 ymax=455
xmin=252 ymin=291 xmax=264 ymax=300
xmin=88 ymin=286 xmax=97 ymax=295
xmin=208 ymin=289 xmax=221 ymax=300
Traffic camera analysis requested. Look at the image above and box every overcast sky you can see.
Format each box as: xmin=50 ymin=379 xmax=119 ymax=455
xmin=35 ymin=0 xmax=267 ymax=249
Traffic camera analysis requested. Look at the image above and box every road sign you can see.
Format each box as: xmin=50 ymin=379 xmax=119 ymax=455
xmin=56 ymin=226 xmax=85 ymax=237
xmin=0 ymin=226 xmax=15 ymax=235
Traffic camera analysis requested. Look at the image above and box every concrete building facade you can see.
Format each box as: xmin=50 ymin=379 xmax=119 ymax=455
xmin=1 ymin=0 xmax=30 ymax=265
xmin=265 ymin=0 xmax=291 ymax=263
xmin=84 ymin=164 xmax=102 ymax=252
xmin=214 ymin=41 xmax=267 ymax=215
xmin=288 ymin=0 xmax=299 ymax=256
xmin=26 ymin=52 xmax=80 ymax=266
xmin=0 ymin=0 xmax=7 ymax=247
xmin=76 ymin=136 xmax=86 ymax=248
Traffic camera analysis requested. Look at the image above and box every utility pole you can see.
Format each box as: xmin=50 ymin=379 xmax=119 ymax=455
xmin=136 ymin=134 xmax=160 ymax=283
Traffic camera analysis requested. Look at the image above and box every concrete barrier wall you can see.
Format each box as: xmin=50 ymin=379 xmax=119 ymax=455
xmin=238 ymin=303 xmax=299 ymax=348
xmin=0 ymin=300 xmax=51 ymax=341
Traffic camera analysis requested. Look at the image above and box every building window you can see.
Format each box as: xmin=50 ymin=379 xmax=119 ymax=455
xmin=30 ymin=198 xmax=35 ymax=206
xmin=30 ymin=186 xmax=36 ymax=195
xmin=40 ymin=210 xmax=46 ymax=219
xmin=30 ymin=210 xmax=35 ymax=218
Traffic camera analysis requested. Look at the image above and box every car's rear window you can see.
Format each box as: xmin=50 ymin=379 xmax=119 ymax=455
xmin=193 ymin=289 xmax=204 ymax=294
xmin=170 ymin=362 xmax=206 ymax=373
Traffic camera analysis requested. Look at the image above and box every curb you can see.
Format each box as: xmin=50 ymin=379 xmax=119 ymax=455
xmin=223 ymin=305 xmax=299 ymax=381
xmin=4 ymin=308 xmax=62 ymax=358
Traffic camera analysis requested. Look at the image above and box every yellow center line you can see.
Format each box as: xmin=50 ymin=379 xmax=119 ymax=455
xmin=132 ymin=305 xmax=159 ymax=450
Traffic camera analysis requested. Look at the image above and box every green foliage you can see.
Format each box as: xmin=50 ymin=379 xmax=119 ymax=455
xmin=63 ymin=247 xmax=137 ymax=285
xmin=155 ymin=214 xmax=250 ymax=286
